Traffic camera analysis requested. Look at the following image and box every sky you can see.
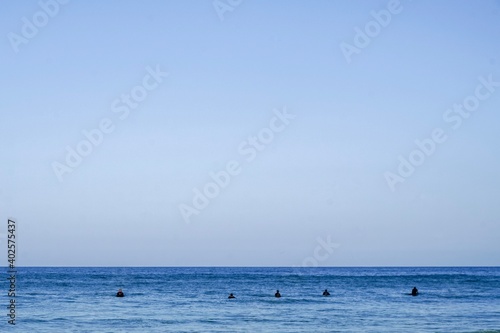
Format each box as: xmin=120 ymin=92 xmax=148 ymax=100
xmin=1 ymin=0 xmax=500 ymax=266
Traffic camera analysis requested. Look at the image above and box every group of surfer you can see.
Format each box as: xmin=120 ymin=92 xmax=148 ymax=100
xmin=274 ymin=289 xmax=330 ymax=298
xmin=229 ymin=287 xmax=419 ymax=299
xmin=230 ymin=289 xmax=330 ymax=299
xmin=229 ymin=288 xmax=417 ymax=298
xmin=231 ymin=289 xmax=330 ymax=299
xmin=116 ymin=287 xmax=419 ymax=298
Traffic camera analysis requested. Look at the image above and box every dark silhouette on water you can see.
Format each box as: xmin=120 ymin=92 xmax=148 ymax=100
xmin=323 ymin=289 xmax=330 ymax=296
xmin=228 ymin=293 xmax=235 ymax=299
xmin=116 ymin=289 xmax=124 ymax=297
xmin=275 ymin=290 xmax=281 ymax=298
xmin=411 ymin=287 xmax=418 ymax=296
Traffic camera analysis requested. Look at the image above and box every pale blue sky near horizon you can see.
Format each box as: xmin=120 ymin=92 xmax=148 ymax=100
xmin=1 ymin=0 xmax=500 ymax=266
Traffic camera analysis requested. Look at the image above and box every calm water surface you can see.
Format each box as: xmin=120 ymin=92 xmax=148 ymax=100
xmin=2 ymin=267 xmax=500 ymax=332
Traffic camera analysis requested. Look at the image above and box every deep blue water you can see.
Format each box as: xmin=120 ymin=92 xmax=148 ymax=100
xmin=2 ymin=267 xmax=500 ymax=332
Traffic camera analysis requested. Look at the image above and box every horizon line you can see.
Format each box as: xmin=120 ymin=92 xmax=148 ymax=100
xmin=10 ymin=265 xmax=500 ymax=268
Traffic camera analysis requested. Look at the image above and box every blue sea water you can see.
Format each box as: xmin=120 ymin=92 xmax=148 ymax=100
xmin=2 ymin=267 xmax=500 ymax=332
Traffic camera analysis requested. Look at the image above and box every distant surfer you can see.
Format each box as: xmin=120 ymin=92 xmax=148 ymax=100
xmin=323 ymin=289 xmax=330 ymax=296
xmin=116 ymin=289 xmax=124 ymax=297
xmin=275 ymin=290 xmax=281 ymax=298
xmin=411 ymin=287 xmax=418 ymax=296
xmin=228 ymin=293 xmax=235 ymax=299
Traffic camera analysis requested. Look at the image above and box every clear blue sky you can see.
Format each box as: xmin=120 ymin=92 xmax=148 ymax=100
xmin=1 ymin=0 xmax=500 ymax=266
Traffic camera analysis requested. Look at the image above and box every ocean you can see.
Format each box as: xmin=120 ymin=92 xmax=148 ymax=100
xmin=2 ymin=267 xmax=500 ymax=332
